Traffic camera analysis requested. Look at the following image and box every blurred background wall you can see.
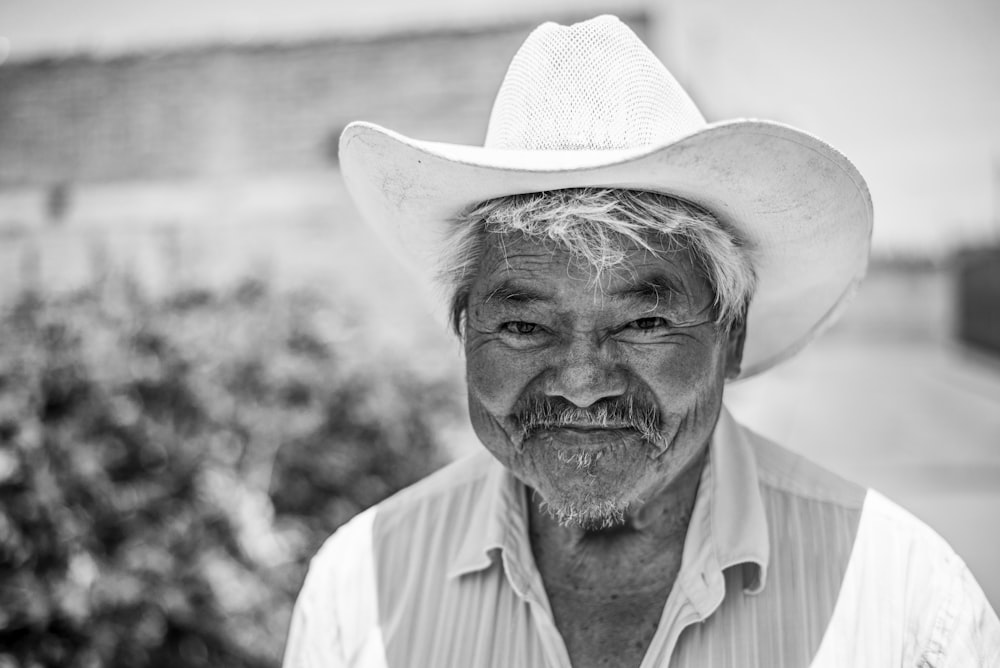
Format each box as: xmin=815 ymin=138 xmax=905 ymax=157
xmin=1 ymin=0 xmax=998 ymax=662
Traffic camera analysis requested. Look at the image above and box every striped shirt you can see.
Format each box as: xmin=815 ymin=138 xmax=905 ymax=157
xmin=283 ymin=407 xmax=1000 ymax=667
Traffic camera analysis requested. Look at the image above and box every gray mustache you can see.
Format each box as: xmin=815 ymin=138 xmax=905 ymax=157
xmin=513 ymin=396 xmax=662 ymax=443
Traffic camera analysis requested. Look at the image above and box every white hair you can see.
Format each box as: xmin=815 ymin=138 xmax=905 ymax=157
xmin=439 ymin=188 xmax=757 ymax=334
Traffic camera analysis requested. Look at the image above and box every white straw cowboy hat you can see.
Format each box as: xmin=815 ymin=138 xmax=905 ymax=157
xmin=339 ymin=15 xmax=873 ymax=379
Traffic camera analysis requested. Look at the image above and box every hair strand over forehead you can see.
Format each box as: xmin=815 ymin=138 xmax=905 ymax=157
xmin=438 ymin=188 xmax=757 ymax=336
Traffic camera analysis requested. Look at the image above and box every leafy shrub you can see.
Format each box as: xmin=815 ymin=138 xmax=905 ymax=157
xmin=0 ymin=278 xmax=458 ymax=667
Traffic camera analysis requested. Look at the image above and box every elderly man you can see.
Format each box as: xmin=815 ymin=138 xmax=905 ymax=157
xmin=283 ymin=15 xmax=1000 ymax=668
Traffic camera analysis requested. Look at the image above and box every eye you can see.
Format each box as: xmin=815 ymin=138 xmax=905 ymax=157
xmin=628 ymin=317 xmax=668 ymax=330
xmin=501 ymin=321 xmax=541 ymax=335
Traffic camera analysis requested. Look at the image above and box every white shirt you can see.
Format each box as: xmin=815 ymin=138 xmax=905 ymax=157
xmin=283 ymin=408 xmax=1000 ymax=667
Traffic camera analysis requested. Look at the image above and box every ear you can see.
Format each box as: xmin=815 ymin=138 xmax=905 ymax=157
xmin=723 ymin=317 xmax=748 ymax=380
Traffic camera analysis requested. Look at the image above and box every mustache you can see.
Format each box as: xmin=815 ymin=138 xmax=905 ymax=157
xmin=511 ymin=395 xmax=664 ymax=446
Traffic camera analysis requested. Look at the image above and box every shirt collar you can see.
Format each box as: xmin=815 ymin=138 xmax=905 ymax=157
xmin=447 ymin=456 xmax=531 ymax=584
xmin=447 ymin=406 xmax=770 ymax=607
xmin=679 ymin=405 xmax=770 ymax=617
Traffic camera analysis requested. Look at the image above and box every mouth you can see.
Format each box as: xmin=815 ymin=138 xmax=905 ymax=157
xmin=531 ymin=425 xmax=641 ymax=448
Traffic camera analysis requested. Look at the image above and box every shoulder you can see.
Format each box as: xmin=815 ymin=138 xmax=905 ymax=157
xmin=849 ymin=489 xmax=973 ymax=611
xmin=743 ymin=423 xmax=867 ymax=509
xmin=283 ymin=452 xmax=497 ymax=667
xmin=376 ymin=449 xmax=497 ymax=510
xmin=309 ymin=449 xmax=495 ymax=570
xmin=742 ymin=422 xmax=959 ymax=594
xmin=739 ymin=426 xmax=1000 ymax=665
xmin=814 ymin=490 xmax=1000 ymax=666
xmin=372 ymin=450 xmax=496 ymax=534
xmin=283 ymin=506 xmax=381 ymax=667
xmin=301 ymin=450 xmax=498 ymax=593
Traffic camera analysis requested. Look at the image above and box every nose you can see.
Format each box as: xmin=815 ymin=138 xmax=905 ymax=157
xmin=545 ymin=334 xmax=627 ymax=408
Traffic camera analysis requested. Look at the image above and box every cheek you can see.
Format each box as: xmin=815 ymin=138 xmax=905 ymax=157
xmin=466 ymin=345 xmax=536 ymax=413
xmin=465 ymin=348 xmax=540 ymax=459
xmin=629 ymin=341 xmax=726 ymax=408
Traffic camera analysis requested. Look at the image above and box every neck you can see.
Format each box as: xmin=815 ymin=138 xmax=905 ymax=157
xmin=528 ymin=446 xmax=707 ymax=594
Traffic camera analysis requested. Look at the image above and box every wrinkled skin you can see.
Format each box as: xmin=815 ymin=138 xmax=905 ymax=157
xmin=462 ymin=232 xmax=747 ymax=667
xmin=463 ymin=233 xmax=746 ymax=530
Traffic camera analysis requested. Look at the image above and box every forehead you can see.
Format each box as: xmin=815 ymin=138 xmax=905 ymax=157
xmin=470 ymin=232 xmax=710 ymax=303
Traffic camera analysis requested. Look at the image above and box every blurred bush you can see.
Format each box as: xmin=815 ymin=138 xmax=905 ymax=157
xmin=0 ymin=277 xmax=457 ymax=667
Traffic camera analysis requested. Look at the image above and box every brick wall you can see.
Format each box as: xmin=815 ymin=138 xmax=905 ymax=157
xmin=0 ymin=13 xmax=648 ymax=187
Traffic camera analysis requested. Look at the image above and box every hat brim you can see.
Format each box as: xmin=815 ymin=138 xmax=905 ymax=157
xmin=339 ymin=119 xmax=873 ymax=379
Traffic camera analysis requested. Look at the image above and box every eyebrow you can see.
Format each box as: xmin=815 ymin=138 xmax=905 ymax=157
xmin=609 ymin=275 xmax=685 ymax=307
xmin=480 ymin=274 xmax=688 ymax=312
xmin=483 ymin=281 xmax=552 ymax=306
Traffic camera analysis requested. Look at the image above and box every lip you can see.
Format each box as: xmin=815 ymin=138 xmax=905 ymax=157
xmin=533 ymin=426 xmax=639 ymax=448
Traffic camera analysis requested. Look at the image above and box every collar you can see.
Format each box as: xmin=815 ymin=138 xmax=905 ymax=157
xmin=447 ymin=406 xmax=770 ymax=612
xmin=446 ymin=455 xmax=534 ymax=588
xmin=677 ymin=406 xmax=770 ymax=619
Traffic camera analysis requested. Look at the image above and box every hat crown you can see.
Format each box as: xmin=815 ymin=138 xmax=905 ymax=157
xmin=484 ymin=15 xmax=706 ymax=151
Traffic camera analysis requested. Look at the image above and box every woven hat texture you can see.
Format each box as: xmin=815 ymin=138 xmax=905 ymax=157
xmin=338 ymin=15 xmax=873 ymax=379
xmin=485 ymin=16 xmax=704 ymax=151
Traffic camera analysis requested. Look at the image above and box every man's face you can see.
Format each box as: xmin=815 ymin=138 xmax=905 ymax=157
xmin=463 ymin=233 xmax=745 ymax=529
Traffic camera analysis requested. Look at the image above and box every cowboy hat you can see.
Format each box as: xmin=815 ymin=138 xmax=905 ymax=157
xmin=338 ymin=14 xmax=873 ymax=379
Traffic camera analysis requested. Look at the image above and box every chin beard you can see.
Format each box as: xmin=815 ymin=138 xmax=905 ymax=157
xmin=533 ymin=454 xmax=635 ymax=531
xmin=524 ymin=437 xmax=648 ymax=531
xmin=538 ymin=494 xmax=630 ymax=531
